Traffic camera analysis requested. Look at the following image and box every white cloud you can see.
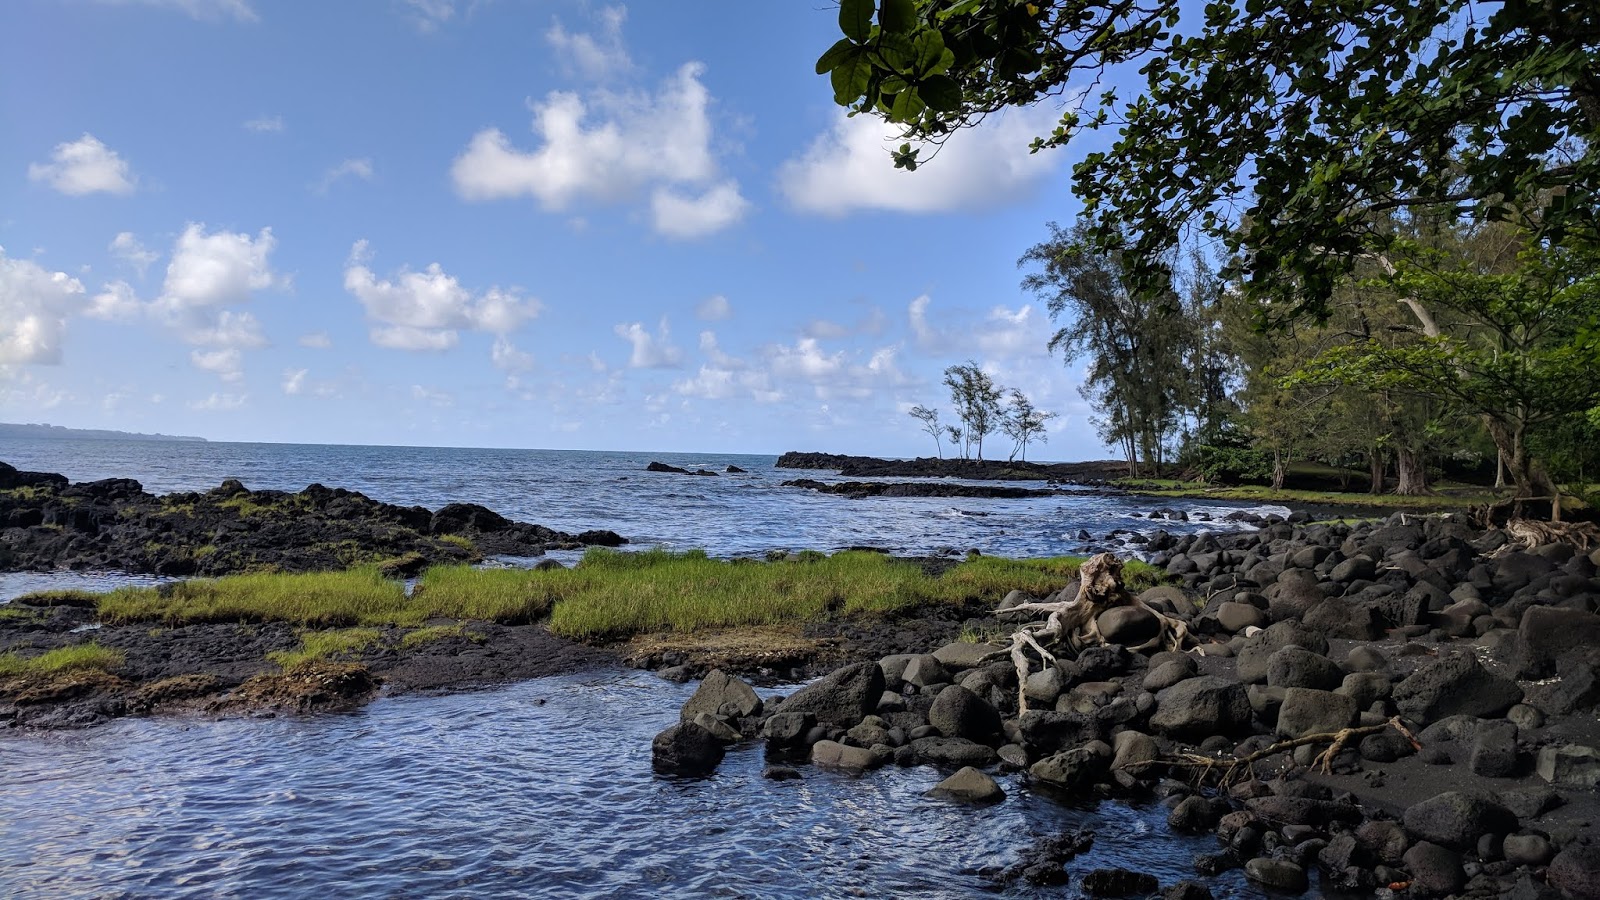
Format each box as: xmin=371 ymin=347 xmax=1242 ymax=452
xmin=298 ymin=331 xmax=332 ymax=349
xmin=96 ymin=0 xmax=256 ymax=22
xmin=908 ymin=294 xmax=940 ymax=350
xmin=243 ymin=115 xmax=284 ymax=133
xmin=28 ymin=134 xmax=137 ymax=196
xmin=87 ymin=280 xmax=142 ymax=320
xmin=152 ymin=224 xmax=279 ymax=354
xmin=282 ymin=367 xmax=308 ymax=395
xmin=546 ymin=5 xmax=632 ymax=79
xmin=451 ymin=61 xmax=746 ymax=238
xmin=109 ymin=232 xmax=158 ymax=275
xmin=0 ymin=369 xmax=70 ymax=409
xmin=672 ymin=332 xmax=777 ymax=403
xmin=190 ymin=392 xmax=248 ymax=411
xmin=344 ymin=240 xmax=541 ymax=352
xmin=768 ymin=337 xmax=844 ymax=381
xmin=908 ymin=293 xmax=1050 ymax=361
xmin=316 ymin=157 xmax=374 ymax=193
xmin=614 ymin=318 xmax=682 ymax=368
xmin=650 ymin=181 xmax=749 ymax=239
xmin=411 ymin=384 xmax=454 ymax=406
xmin=0 ymin=248 xmax=87 ymax=365
xmin=777 ymin=106 xmax=1064 ymax=215
xmin=190 ymin=347 xmax=243 ymax=381
xmin=400 ymin=0 xmax=456 ymax=32
xmin=491 ymin=335 xmax=534 ymax=372
xmin=695 ymin=293 xmax=731 ymax=321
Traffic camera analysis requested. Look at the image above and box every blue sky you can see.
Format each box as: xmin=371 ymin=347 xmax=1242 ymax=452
xmin=1 ymin=0 xmax=1106 ymax=458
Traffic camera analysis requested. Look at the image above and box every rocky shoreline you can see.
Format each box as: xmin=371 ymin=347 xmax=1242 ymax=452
xmin=776 ymin=451 xmax=1129 ymax=483
xmin=0 ymin=461 xmax=625 ymax=576
xmin=651 ymin=511 xmax=1600 ymax=899
xmin=782 ymin=477 xmax=1065 ymax=499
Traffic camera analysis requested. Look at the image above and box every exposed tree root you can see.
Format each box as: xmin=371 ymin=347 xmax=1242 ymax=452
xmin=1119 ymin=716 xmax=1422 ymax=787
xmin=1496 ymin=519 xmax=1600 ymax=554
xmin=994 ymin=553 xmax=1193 ymax=714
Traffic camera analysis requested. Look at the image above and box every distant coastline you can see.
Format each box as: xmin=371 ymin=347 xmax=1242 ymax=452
xmin=0 ymin=422 xmax=207 ymax=443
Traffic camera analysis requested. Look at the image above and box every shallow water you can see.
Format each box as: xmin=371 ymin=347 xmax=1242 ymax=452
xmin=0 ymin=673 xmax=1253 ymax=899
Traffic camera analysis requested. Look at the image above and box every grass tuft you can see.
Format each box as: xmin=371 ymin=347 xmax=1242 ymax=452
xmin=268 ymin=627 xmax=385 ymax=669
xmin=99 ymin=568 xmax=413 ymax=628
xmin=0 ymin=642 xmax=124 ymax=677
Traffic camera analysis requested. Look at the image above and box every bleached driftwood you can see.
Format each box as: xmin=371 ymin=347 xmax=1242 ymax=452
xmin=995 ymin=553 xmax=1193 ymax=714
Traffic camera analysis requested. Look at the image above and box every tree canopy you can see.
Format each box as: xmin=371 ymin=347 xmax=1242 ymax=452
xmin=817 ymin=0 xmax=1599 ymax=318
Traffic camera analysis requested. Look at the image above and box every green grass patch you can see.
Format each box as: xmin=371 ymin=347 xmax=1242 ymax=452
xmin=398 ymin=623 xmax=484 ymax=649
xmin=0 ymin=642 xmax=123 ymax=677
xmin=99 ymin=568 xmax=416 ymax=628
xmin=268 ymin=627 xmax=384 ymax=669
xmin=85 ymin=549 xmax=1166 ymax=642
xmin=439 ymin=534 xmax=475 ymax=551
xmin=11 ymin=589 xmax=99 ymax=608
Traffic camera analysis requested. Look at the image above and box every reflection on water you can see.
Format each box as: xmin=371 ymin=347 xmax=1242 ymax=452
xmin=0 ymin=673 xmax=1251 ymax=899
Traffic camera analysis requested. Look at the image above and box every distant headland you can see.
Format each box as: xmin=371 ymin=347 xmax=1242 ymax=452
xmin=0 ymin=422 xmax=207 ymax=443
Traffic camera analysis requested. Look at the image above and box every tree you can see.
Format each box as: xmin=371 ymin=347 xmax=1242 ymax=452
xmin=817 ymin=0 xmax=1598 ymax=320
xmin=1000 ymin=388 xmax=1056 ymax=461
xmin=945 ymin=424 xmax=965 ymax=459
xmin=1294 ymin=232 xmax=1600 ymax=499
xmin=943 ymin=361 xmax=1005 ymax=461
xmin=908 ymin=404 xmax=943 ymax=457
xmin=1021 ymin=221 xmax=1199 ymax=475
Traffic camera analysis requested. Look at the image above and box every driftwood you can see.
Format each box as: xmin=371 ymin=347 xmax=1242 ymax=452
xmin=1121 ymin=716 xmax=1422 ymax=788
xmin=1496 ymin=519 xmax=1600 ymax=554
xmin=995 ymin=553 xmax=1193 ymax=714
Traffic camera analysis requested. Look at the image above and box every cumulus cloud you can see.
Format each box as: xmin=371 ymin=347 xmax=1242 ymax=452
xmin=909 ymin=294 xmax=1051 ymax=360
xmin=344 ymin=240 xmax=541 ymax=352
xmin=109 ymin=232 xmax=158 ymax=276
xmin=152 ymin=224 xmax=279 ymax=350
xmin=760 ymin=336 xmax=912 ymax=401
xmin=87 ymin=280 xmax=142 ymax=320
xmin=777 ymin=106 xmax=1064 ymax=215
xmin=243 ymin=115 xmax=284 ymax=133
xmin=546 ymin=5 xmax=632 ymax=79
xmin=491 ymin=335 xmax=534 ymax=372
xmin=450 ymin=61 xmax=746 ymax=238
xmin=650 ymin=181 xmax=749 ymax=239
xmin=0 ymin=248 xmax=87 ymax=365
xmin=28 ymin=134 xmax=137 ymax=196
xmin=96 ymin=0 xmax=256 ymax=22
xmin=672 ymin=331 xmax=780 ymax=402
xmin=614 ymin=318 xmax=682 ymax=368
xmin=316 ymin=158 xmax=374 ymax=193
xmin=695 ymin=294 xmax=731 ymax=321
xmin=190 ymin=347 xmax=243 ymax=381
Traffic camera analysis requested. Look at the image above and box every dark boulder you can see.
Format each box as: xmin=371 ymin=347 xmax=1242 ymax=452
xmin=1266 ymin=647 xmax=1344 ymax=691
xmin=778 ymin=662 xmax=884 ymax=728
xmin=928 ymin=685 xmax=1001 ymax=742
xmin=1401 ymin=841 xmax=1466 ymax=895
xmin=1402 ymin=791 xmax=1517 ymax=849
xmin=651 ymin=723 xmax=725 ymax=774
xmin=1549 ymin=843 xmax=1600 ymax=900
xmin=1150 ymin=676 xmax=1252 ymax=738
xmin=1393 ymin=652 xmax=1523 ymax=723
xmin=681 ymin=669 xmax=762 ymax=722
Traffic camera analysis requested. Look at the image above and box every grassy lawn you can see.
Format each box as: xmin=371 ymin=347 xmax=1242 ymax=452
xmin=84 ymin=548 xmax=1160 ymax=642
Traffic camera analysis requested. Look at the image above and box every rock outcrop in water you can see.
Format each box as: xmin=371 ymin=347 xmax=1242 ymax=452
xmin=653 ymin=511 xmax=1600 ymax=897
xmin=776 ymin=451 xmax=1126 ymax=483
xmin=782 ymin=478 xmax=1061 ymax=500
xmin=0 ymin=460 xmax=625 ymax=576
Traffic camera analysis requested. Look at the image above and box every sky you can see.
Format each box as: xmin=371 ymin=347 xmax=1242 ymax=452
xmin=0 ymin=0 xmax=1108 ymax=458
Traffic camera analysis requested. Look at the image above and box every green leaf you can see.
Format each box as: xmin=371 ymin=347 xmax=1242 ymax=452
xmin=830 ymin=54 xmax=872 ymax=104
xmin=890 ymin=88 xmax=926 ymax=122
xmin=872 ymin=31 xmax=916 ymax=71
xmin=839 ymin=0 xmax=875 ymax=42
xmin=911 ymin=29 xmax=949 ymax=76
xmin=815 ymin=38 xmax=859 ymax=75
xmin=879 ymin=0 xmax=916 ymax=34
xmin=920 ymin=74 xmax=962 ymax=111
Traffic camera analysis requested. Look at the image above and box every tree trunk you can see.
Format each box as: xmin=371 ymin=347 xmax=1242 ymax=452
xmin=1484 ymin=416 xmax=1558 ymax=499
xmin=1369 ymin=450 xmax=1386 ymax=495
xmin=1494 ymin=449 xmax=1505 ymax=488
xmin=1395 ymin=447 xmax=1429 ymax=495
xmin=1271 ymin=450 xmax=1287 ymax=490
